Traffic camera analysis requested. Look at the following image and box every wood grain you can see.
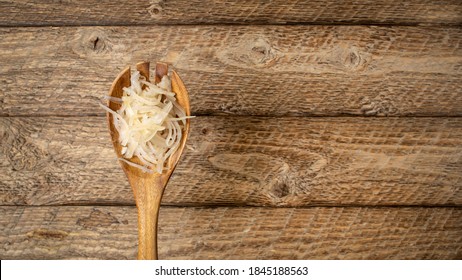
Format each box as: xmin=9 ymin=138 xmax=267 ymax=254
xmin=1 ymin=26 xmax=462 ymax=117
xmin=1 ymin=0 xmax=461 ymax=26
xmin=1 ymin=117 xmax=461 ymax=207
xmin=0 ymin=206 xmax=460 ymax=260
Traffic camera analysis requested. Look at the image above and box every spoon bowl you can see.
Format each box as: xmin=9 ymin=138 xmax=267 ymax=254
xmin=106 ymin=61 xmax=191 ymax=259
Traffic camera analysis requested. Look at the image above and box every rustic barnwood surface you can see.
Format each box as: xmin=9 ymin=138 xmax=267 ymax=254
xmin=1 ymin=0 xmax=461 ymax=26
xmin=1 ymin=26 xmax=462 ymax=117
xmin=1 ymin=117 xmax=461 ymax=207
xmin=1 ymin=1 xmax=461 ymax=260
xmin=1 ymin=206 xmax=461 ymax=260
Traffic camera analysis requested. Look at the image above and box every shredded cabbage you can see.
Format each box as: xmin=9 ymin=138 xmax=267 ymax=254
xmin=100 ymin=70 xmax=192 ymax=174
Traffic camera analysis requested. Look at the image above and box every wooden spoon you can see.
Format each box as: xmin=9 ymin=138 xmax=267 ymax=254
xmin=105 ymin=61 xmax=191 ymax=259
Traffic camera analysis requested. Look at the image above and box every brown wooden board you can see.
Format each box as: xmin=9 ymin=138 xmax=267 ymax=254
xmin=1 ymin=117 xmax=461 ymax=207
xmin=0 ymin=206 xmax=460 ymax=259
xmin=1 ymin=26 xmax=461 ymax=117
xmin=1 ymin=0 xmax=461 ymax=26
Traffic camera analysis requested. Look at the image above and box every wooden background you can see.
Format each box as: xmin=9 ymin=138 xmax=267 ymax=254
xmin=0 ymin=0 xmax=461 ymax=259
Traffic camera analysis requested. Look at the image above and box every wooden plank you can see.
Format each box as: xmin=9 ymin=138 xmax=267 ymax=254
xmin=1 ymin=26 xmax=462 ymax=117
xmin=0 ymin=206 xmax=460 ymax=259
xmin=1 ymin=0 xmax=461 ymax=26
xmin=1 ymin=116 xmax=461 ymax=207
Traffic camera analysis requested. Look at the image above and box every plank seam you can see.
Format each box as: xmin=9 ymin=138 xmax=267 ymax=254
xmin=0 ymin=204 xmax=461 ymax=208
xmin=2 ymin=115 xmax=462 ymax=119
xmin=1 ymin=23 xmax=461 ymax=28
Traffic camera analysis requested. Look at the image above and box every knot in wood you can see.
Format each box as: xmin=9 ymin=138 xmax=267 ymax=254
xmin=1 ymin=120 xmax=49 ymax=171
xmin=147 ymin=0 xmax=164 ymax=17
xmin=72 ymin=29 xmax=113 ymax=57
xmin=218 ymin=35 xmax=281 ymax=69
xmin=88 ymin=33 xmax=110 ymax=53
xmin=360 ymin=94 xmax=399 ymax=116
xmin=245 ymin=38 xmax=279 ymax=67
xmin=344 ymin=49 xmax=361 ymax=68
xmin=271 ymin=180 xmax=291 ymax=198
xmin=77 ymin=209 xmax=120 ymax=229
xmin=27 ymin=229 xmax=69 ymax=240
xmin=324 ymin=44 xmax=367 ymax=71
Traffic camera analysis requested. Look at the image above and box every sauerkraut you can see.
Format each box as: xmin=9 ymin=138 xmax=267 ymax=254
xmin=100 ymin=70 xmax=192 ymax=174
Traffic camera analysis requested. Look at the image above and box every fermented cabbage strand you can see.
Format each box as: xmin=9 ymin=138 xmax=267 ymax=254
xmin=100 ymin=70 xmax=191 ymax=174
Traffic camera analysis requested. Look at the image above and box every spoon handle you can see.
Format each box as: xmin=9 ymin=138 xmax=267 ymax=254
xmin=134 ymin=178 xmax=164 ymax=260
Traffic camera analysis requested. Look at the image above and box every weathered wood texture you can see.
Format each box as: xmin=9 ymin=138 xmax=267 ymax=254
xmin=1 ymin=206 xmax=460 ymax=260
xmin=1 ymin=26 xmax=462 ymax=117
xmin=1 ymin=0 xmax=461 ymax=26
xmin=1 ymin=117 xmax=461 ymax=207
